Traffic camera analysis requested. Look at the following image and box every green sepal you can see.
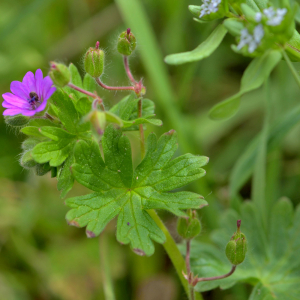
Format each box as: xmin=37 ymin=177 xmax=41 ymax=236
xmin=117 ymin=30 xmax=137 ymax=56
xmin=177 ymin=211 xmax=202 ymax=240
xmin=20 ymin=151 xmax=37 ymax=169
xmin=84 ymin=47 xmax=105 ymax=78
xmin=5 ymin=115 xmax=30 ymax=127
xmin=35 ymin=162 xmax=52 ymax=176
xmin=225 ymin=221 xmax=247 ymax=265
xmin=49 ymin=62 xmax=71 ymax=87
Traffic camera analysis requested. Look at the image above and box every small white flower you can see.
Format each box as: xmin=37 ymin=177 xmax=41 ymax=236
xmin=255 ymin=12 xmax=262 ymax=22
xmin=263 ymin=7 xmax=287 ymax=26
xmin=237 ymin=25 xmax=264 ymax=53
xmin=253 ymin=24 xmax=264 ymax=43
xmin=199 ymin=0 xmax=222 ymax=18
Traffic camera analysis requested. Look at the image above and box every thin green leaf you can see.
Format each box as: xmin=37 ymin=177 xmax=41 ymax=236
xmin=209 ymin=50 xmax=282 ymax=120
xmin=164 ymin=24 xmax=228 ymax=65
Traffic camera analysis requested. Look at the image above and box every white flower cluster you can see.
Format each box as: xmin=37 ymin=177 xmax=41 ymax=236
xmin=237 ymin=24 xmax=264 ymax=53
xmin=199 ymin=0 xmax=222 ymax=18
xmin=255 ymin=7 xmax=287 ymax=26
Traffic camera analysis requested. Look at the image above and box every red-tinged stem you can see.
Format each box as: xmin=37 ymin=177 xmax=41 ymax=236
xmin=95 ymin=78 xmax=135 ymax=92
xmin=123 ymin=56 xmax=137 ymax=84
xmin=68 ymin=83 xmax=105 ymax=111
xmin=68 ymin=83 xmax=98 ymax=98
xmin=186 ymin=240 xmax=191 ymax=276
xmin=193 ymin=265 xmax=236 ymax=286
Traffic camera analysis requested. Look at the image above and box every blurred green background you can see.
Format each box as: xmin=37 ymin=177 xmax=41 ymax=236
xmin=1 ymin=0 xmax=300 ymax=299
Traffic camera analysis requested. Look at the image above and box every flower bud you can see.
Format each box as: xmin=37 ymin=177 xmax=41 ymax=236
xmin=87 ymin=110 xmax=106 ymax=136
xmin=226 ymin=220 xmax=247 ymax=265
xmin=49 ymin=62 xmax=71 ymax=87
xmin=177 ymin=210 xmax=201 ymax=240
xmin=117 ymin=28 xmax=137 ymax=56
xmin=5 ymin=115 xmax=29 ymax=127
xmin=20 ymin=151 xmax=37 ymax=169
xmin=84 ymin=42 xmax=105 ymax=78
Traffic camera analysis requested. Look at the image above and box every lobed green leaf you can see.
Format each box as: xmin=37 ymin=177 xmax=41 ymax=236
xmin=66 ymin=125 xmax=208 ymax=256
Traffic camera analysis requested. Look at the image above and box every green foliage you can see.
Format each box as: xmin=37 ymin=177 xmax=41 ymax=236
xmin=66 ymin=125 xmax=208 ymax=256
xmin=209 ymin=50 xmax=282 ymax=120
xmin=185 ymin=198 xmax=300 ymax=299
xmin=109 ymin=93 xmax=162 ymax=129
xmin=164 ymin=25 xmax=228 ymax=65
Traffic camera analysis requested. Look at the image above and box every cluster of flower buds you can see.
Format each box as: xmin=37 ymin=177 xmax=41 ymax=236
xmin=224 ymin=3 xmax=297 ymax=56
xmin=49 ymin=29 xmax=137 ymax=87
xmin=225 ymin=220 xmax=247 ymax=266
xmin=177 ymin=210 xmax=201 ymax=240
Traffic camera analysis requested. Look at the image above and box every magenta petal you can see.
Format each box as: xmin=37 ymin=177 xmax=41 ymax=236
xmin=22 ymin=71 xmax=36 ymax=92
xmin=10 ymin=81 xmax=29 ymax=100
xmin=2 ymin=101 xmax=17 ymax=109
xmin=42 ymin=76 xmax=53 ymax=99
xmin=2 ymin=93 xmax=31 ymax=109
xmin=35 ymin=69 xmax=43 ymax=99
xmin=3 ymin=108 xmax=36 ymax=116
xmin=35 ymin=99 xmax=48 ymax=113
xmin=45 ymin=87 xmax=56 ymax=101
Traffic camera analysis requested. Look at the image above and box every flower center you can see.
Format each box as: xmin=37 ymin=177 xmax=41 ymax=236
xmin=28 ymin=92 xmax=41 ymax=109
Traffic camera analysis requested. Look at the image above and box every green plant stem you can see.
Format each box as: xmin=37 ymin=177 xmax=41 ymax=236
xmin=99 ymin=233 xmax=116 ymax=300
xmin=147 ymin=210 xmax=203 ymax=300
xmin=137 ymin=99 xmax=145 ymax=158
xmin=282 ymin=50 xmax=300 ymax=90
xmin=194 ymin=265 xmax=236 ymax=283
xmin=190 ymin=286 xmax=195 ymax=300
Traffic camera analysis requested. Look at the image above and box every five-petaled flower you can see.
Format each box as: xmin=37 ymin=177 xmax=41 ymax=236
xmin=2 ymin=69 xmax=56 ymax=117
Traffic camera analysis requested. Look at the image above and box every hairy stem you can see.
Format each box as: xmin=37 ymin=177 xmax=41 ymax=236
xmin=147 ymin=210 xmax=203 ymax=300
xmin=95 ymin=78 xmax=135 ymax=91
xmin=186 ymin=240 xmax=191 ymax=276
xmin=138 ymin=99 xmax=145 ymax=158
xmin=68 ymin=83 xmax=98 ymax=98
xmin=45 ymin=113 xmax=54 ymax=121
xmin=99 ymin=233 xmax=116 ymax=300
xmin=282 ymin=50 xmax=300 ymax=89
xmin=194 ymin=265 xmax=236 ymax=284
xmin=124 ymin=56 xmax=137 ymax=84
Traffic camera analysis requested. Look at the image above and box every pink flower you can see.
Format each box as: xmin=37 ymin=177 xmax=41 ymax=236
xmin=2 ymin=69 xmax=56 ymax=117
